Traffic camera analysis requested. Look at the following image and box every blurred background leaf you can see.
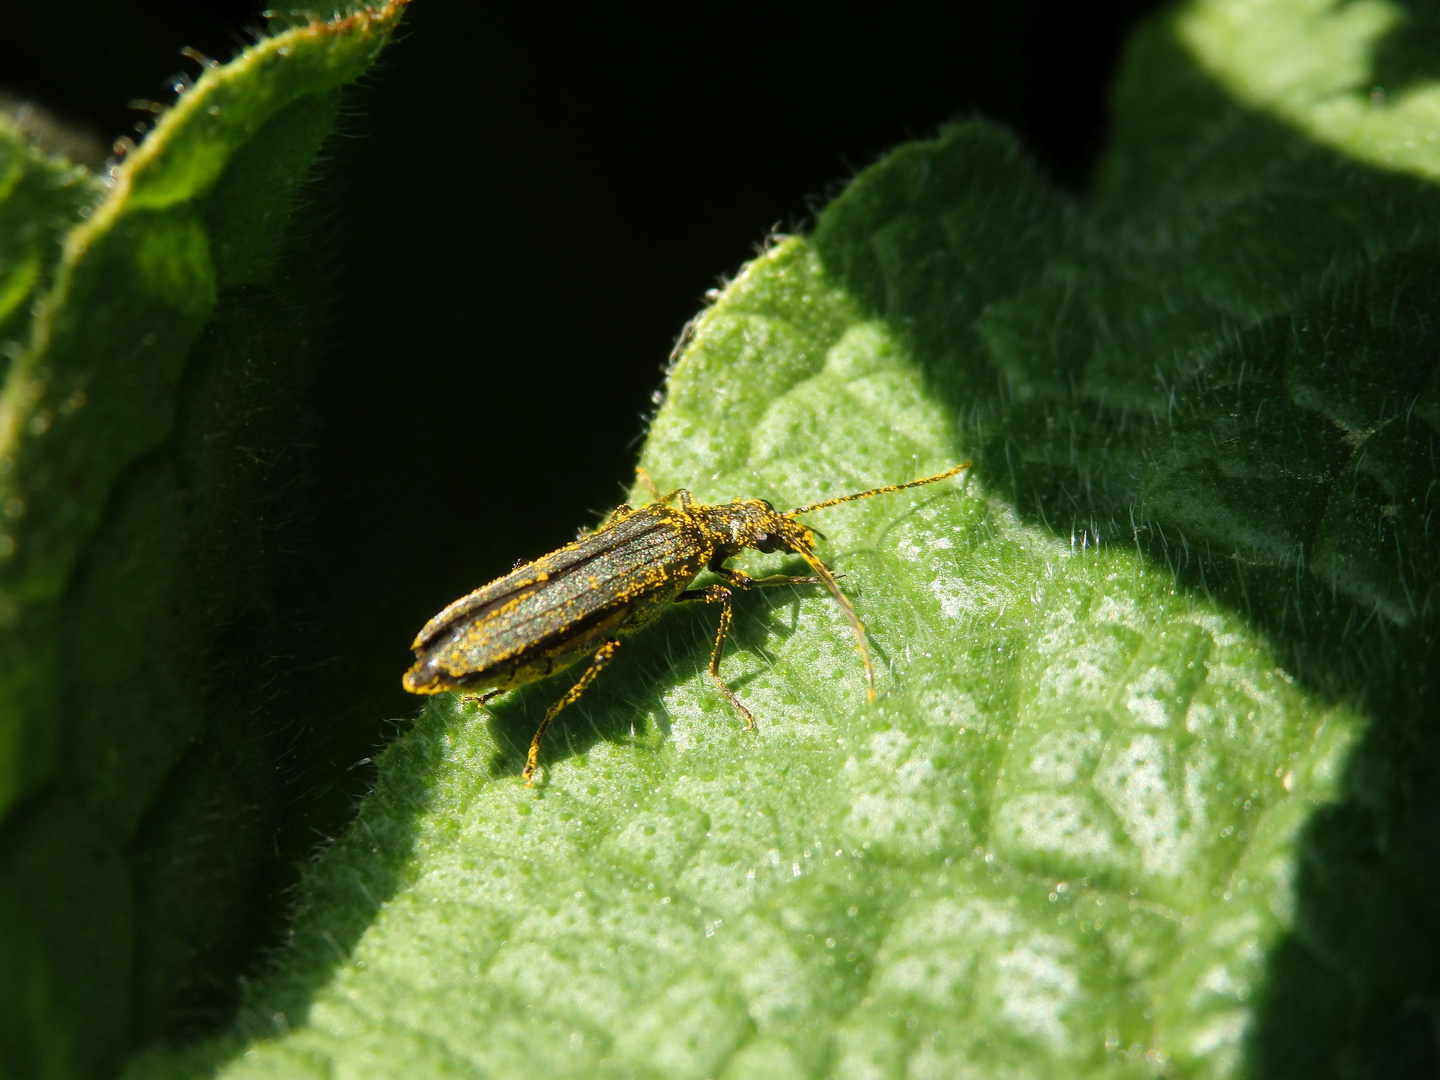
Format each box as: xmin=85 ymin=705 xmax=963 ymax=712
xmin=0 ymin=7 xmax=408 ymax=1078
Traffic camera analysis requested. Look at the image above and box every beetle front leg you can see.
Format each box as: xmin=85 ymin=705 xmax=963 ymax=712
xmin=711 ymin=565 xmax=836 ymax=589
xmin=524 ymin=638 xmax=621 ymax=786
xmin=677 ymin=584 xmax=757 ymax=731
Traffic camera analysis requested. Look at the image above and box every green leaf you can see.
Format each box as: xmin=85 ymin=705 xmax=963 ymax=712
xmin=0 ymin=7 xmax=409 ymax=1079
xmin=121 ymin=0 xmax=1440 ymax=1076
xmin=0 ymin=115 xmax=102 ymax=366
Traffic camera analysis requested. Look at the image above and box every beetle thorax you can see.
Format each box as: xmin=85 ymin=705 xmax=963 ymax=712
xmin=694 ymin=499 xmax=814 ymax=558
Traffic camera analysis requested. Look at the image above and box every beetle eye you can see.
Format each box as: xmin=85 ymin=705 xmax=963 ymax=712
xmin=755 ymin=532 xmax=778 ymax=554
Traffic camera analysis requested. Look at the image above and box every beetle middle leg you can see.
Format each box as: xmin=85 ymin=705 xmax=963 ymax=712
xmin=678 ymin=584 xmax=759 ymax=731
xmin=635 ymin=467 xmax=688 ymax=507
xmin=636 ymin=466 xmax=663 ymax=500
xmin=523 ymin=638 xmax=621 ymax=786
xmin=460 ymin=688 xmax=503 ymax=710
xmin=679 ymin=567 xmax=837 ymax=729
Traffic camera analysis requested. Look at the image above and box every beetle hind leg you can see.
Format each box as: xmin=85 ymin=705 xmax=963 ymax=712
xmin=523 ymin=638 xmax=622 ymax=786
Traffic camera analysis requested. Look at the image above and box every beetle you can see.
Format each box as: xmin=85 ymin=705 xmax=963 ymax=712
xmin=403 ymin=462 xmax=970 ymax=783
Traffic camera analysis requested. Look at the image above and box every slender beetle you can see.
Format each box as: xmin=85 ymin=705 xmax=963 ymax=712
xmin=403 ymin=462 xmax=971 ymax=784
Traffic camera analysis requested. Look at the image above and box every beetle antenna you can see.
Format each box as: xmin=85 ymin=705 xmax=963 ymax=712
xmin=786 ymin=461 xmax=971 ymax=517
